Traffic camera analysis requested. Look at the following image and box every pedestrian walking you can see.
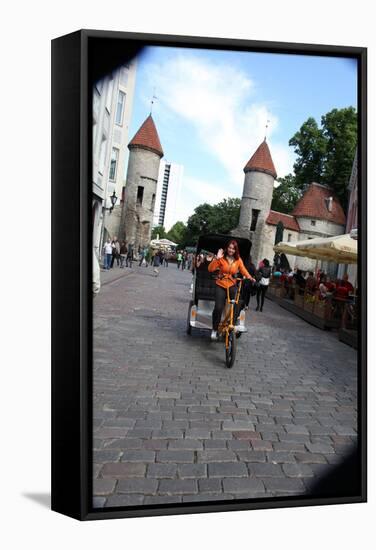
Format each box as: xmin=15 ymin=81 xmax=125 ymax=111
xmin=126 ymin=243 xmax=134 ymax=268
xmin=139 ymin=246 xmax=146 ymax=266
xmin=111 ymin=237 xmax=120 ymax=268
xmin=103 ymin=238 xmax=112 ymax=270
xmin=176 ymin=251 xmax=182 ymax=269
xmin=120 ymin=241 xmax=128 ymax=268
xmin=242 ymin=255 xmax=257 ymax=310
xmin=153 ymin=250 xmax=161 ymax=276
xmin=255 ymin=258 xmax=271 ymax=312
xmin=164 ymin=251 xmax=169 ymax=267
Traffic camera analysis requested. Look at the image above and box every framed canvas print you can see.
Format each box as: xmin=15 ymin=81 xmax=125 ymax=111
xmin=51 ymin=29 xmax=367 ymax=520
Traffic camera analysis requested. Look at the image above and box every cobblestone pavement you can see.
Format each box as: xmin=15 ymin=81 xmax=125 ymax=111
xmin=93 ymin=263 xmax=357 ymax=508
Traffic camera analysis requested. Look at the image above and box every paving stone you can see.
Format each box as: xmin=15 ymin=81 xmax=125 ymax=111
xmin=294 ymin=453 xmax=327 ymax=464
xmin=282 ymin=463 xmax=315 ymax=477
xmin=208 ymin=462 xmax=248 ymax=478
xmin=223 ymin=421 xmax=255 ymax=431
xmin=147 ymin=463 xmax=177 ymax=479
xmin=227 ymin=440 xmax=251 ymax=451
xmin=143 ymin=439 xmax=169 ymax=450
xmin=159 ymin=479 xmax=198 ymax=495
xmin=251 ymin=440 xmax=273 ymax=452
xmin=168 ymin=439 xmax=203 ymax=450
xmin=222 ymin=478 xmax=265 ymax=495
xmin=333 ymin=425 xmax=357 ymax=436
xmin=266 ymin=452 xmax=296 ymax=464
xmin=306 ymin=442 xmax=335 ymax=454
xmin=95 ymin=427 xmax=129 ymax=439
xmin=197 ymin=450 xmax=237 ymax=463
xmin=93 ymin=478 xmax=117 ymax=496
xmin=185 ymin=429 xmax=211 ymax=439
xmin=198 ymin=479 xmax=222 ymax=493
xmin=204 ymin=440 xmax=227 ymax=450
xmin=178 ymin=464 xmax=207 ymax=479
xmin=152 ymin=429 xmax=184 ymax=439
xmin=93 ymin=450 xmax=122 ymax=463
xmin=237 ymin=450 xmax=267 ymax=462
xmin=272 ymin=442 xmax=306 ymax=453
xmin=156 ymin=451 xmax=195 ymax=463
xmin=101 ymin=462 xmax=146 ymax=479
xmin=121 ymin=450 xmax=155 ymax=463
xmin=105 ymin=494 xmax=145 ymax=507
xmin=232 ymin=431 xmax=261 ymax=440
xmin=263 ymin=478 xmax=306 ymax=494
xmin=182 ymin=494 xmax=233 ymax=502
xmin=284 ymin=424 xmax=310 ymax=435
xmin=117 ymin=479 xmax=158 ymax=495
xmin=144 ymin=495 xmax=182 ymax=504
xmin=249 ymin=463 xmax=284 ymax=477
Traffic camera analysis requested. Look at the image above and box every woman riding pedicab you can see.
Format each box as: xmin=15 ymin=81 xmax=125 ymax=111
xmin=208 ymin=239 xmax=256 ymax=340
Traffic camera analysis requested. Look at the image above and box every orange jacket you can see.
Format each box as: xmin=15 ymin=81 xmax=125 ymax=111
xmin=208 ymin=256 xmax=251 ymax=289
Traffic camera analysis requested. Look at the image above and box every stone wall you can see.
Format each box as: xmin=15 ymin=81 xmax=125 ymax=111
xmin=121 ymin=147 xmax=161 ymax=249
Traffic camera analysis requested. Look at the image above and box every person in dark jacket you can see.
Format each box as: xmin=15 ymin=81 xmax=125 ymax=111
xmin=242 ymin=255 xmax=257 ymax=310
xmin=256 ymin=258 xmax=272 ymax=312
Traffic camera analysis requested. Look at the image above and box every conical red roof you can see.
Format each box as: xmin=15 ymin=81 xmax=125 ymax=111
xmin=244 ymin=139 xmax=277 ymax=178
xmin=128 ymin=114 xmax=164 ymax=157
xmin=292 ymin=183 xmax=346 ymax=225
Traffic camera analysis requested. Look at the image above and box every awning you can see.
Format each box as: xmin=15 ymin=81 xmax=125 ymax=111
xmin=296 ymin=233 xmax=357 ymax=264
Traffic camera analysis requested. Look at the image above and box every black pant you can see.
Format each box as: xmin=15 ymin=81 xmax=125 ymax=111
xmin=256 ymin=284 xmax=268 ymax=309
xmin=111 ymin=253 xmax=120 ymax=267
xmin=212 ymin=285 xmax=237 ymax=331
xmin=242 ymin=279 xmax=254 ymax=307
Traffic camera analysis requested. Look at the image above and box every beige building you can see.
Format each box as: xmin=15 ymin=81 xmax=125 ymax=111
xmin=92 ymin=61 xmax=137 ymax=257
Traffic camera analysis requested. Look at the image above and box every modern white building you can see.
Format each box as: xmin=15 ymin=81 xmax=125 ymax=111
xmin=153 ymin=160 xmax=184 ymax=231
xmin=92 ymin=61 xmax=137 ymax=257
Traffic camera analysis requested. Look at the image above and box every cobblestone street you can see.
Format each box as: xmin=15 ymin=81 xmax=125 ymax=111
xmin=93 ymin=264 xmax=357 ymax=508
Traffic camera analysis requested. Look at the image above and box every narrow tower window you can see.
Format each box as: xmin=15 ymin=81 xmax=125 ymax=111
xmin=250 ymin=209 xmax=260 ymax=232
xmin=137 ymin=186 xmax=144 ymax=205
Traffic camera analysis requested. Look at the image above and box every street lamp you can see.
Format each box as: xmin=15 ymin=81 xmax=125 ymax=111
xmin=103 ymin=190 xmax=118 ymax=214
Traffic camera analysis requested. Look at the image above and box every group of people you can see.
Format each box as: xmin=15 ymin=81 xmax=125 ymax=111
xmin=272 ymin=266 xmax=355 ymax=301
xmin=102 ymin=237 xmax=134 ymax=270
xmin=176 ymin=250 xmax=193 ymax=271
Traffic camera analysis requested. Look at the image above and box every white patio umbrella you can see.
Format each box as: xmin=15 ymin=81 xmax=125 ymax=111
xmin=296 ymin=233 xmax=357 ymax=264
xmin=273 ymin=239 xmax=318 ymax=258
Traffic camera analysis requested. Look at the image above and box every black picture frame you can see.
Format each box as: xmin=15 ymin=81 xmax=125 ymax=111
xmin=51 ymin=29 xmax=367 ymax=520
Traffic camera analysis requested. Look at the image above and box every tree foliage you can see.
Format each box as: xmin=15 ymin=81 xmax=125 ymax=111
xmin=166 ymin=221 xmax=187 ymax=245
xmin=151 ymin=225 xmax=166 ymax=239
xmin=272 ymin=107 xmax=357 ymax=211
xmin=184 ymin=198 xmax=241 ymax=245
xmin=271 ymin=174 xmax=303 ymax=214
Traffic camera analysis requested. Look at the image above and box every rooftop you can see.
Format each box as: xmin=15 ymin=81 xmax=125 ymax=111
xmin=244 ymin=139 xmax=277 ymax=179
xmin=128 ymin=114 xmax=164 ymax=157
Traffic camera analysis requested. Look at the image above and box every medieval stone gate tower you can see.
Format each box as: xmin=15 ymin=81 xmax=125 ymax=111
xmin=233 ymin=139 xmax=277 ymax=264
xmin=121 ymin=114 xmax=164 ymax=250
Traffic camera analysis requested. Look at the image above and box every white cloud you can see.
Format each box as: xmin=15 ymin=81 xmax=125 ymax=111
xmin=144 ymin=52 xmax=294 ymax=190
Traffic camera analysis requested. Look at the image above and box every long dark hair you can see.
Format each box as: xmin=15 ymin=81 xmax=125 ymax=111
xmin=225 ymin=239 xmax=240 ymax=260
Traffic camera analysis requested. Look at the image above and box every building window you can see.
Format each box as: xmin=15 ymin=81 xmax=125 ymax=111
xmin=250 ymin=209 xmax=260 ymax=232
xmin=311 ymin=220 xmax=316 ymax=226
xmin=115 ymin=91 xmax=126 ymax=125
xmin=109 ymin=148 xmax=119 ymax=181
xmin=274 ymin=221 xmax=284 ymax=245
xmin=288 ymin=233 xmax=292 ymax=242
xmin=151 ymin=194 xmax=156 ymax=210
xmin=137 ymin=186 xmax=144 ymax=205
xmin=98 ymin=135 xmax=107 ymax=175
xmin=105 ymin=76 xmax=114 ymax=112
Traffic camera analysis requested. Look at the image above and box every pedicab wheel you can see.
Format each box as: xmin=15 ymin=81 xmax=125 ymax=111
xmin=186 ymin=300 xmax=193 ymax=335
xmin=225 ymin=330 xmax=236 ymax=368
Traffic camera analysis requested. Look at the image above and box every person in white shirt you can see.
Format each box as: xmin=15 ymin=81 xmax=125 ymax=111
xmin=93 ymin=249 xmax=101 ymax=295
xmin=103 ymin=238 xmax=112 ymax=270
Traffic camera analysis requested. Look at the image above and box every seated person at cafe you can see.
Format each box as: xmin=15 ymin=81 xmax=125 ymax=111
xmin=294 ymin=269 xmax=306 ymax=292
xmin=318 ymin=274 xmax=329 ymax=299
xmin=335 ymin=273 xmax=354 ymax=299
xmin=305 ymin=271 xmax=317 ymax=293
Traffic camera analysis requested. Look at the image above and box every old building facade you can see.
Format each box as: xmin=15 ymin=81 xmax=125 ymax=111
xmin=234 ymin=139 xmax=346 ymax=270
xmin=92 ymin=61 xmax=137 ymax=256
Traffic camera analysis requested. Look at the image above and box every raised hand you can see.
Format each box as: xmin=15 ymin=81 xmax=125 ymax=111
xmin=217 ymin=248 xmax=224 ymax=259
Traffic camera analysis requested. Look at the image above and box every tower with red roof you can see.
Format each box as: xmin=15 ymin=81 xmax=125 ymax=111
xmin=233 ymin=138 xmax=277 ymax=263
xmin=121 ymin=114 xmax=164 ymax=249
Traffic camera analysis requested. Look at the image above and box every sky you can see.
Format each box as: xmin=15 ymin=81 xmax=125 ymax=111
xmin=127 ymin=46 xmax=357 ymax=230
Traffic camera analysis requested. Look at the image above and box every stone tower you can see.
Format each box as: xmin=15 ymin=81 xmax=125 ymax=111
xmin=233 ymin=139 xmax=277 ymax=264
xmin=121 ymin=114 xmax=164 ymax=250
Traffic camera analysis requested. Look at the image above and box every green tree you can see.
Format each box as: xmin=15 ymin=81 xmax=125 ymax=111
xmin=271 ymin=174 xmax=303 ymax=213
xmin=184 ymin=198 xmax=241 ymax=245
xmin=151 ymin=225 xmax=166 ymax=239
xmin=321 ymin=107 xmax=357 ymax=207
xmin=289 ymin=117 xmax=327 ymax=188
xmin=166 ymin=221 xmax=187 ymax=245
